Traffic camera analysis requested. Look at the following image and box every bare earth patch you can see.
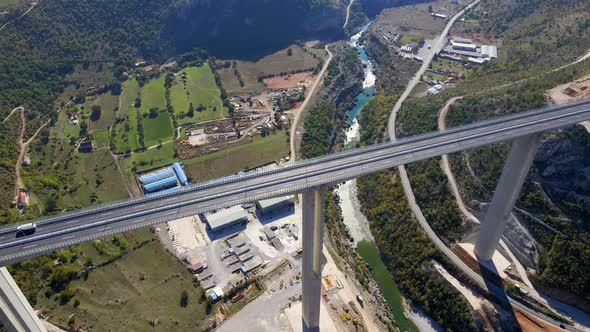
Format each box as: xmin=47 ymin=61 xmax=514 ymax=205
xmin=263 ymin=71 xmax=315 ymax=89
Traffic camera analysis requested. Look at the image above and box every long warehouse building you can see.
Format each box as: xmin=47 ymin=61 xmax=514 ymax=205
xmin=205 ymin=206 xmax=249 ymax=232
xmin=173 ymin=162 xmax=189 ymax=185
xmin=143 ymin=176 xmax=178 ymax=193
xmin=139 ymin=169 xmax=175 ymax=184
xmin=452 ymin=41 xmax=477 ymax=52
xmin=256 ymin=196 xmax=294 ymax=215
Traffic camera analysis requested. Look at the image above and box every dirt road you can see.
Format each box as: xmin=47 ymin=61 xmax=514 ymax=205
xmin=290 ymin=45 xmax=333 ymax=161
xmin=343 ymin=0 xmax=355 ymax=29
xmin=3 ymin=106 xmax=50 ymax=202
xmin=2 ymin=106 xmax=23 ymax=124
xmin=0 ymin=1 xmax=39 ymax=32
xmin=322 ymin=246 xmax=382 ymax=331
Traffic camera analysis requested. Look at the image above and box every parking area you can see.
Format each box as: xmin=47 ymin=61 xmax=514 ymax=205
xmin=163 ymin=195 xmax=300 ymax=296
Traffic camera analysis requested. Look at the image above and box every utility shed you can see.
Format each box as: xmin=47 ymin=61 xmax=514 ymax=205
xmin=206 ymin=206 xmax=249 ymax=232
xmin=481 ymin=45 xmax=498 ymax=58
xmin=256 ymin=196 xmax=294 ymax=215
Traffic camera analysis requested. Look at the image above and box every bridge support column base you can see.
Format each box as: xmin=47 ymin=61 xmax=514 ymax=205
xmin=0 ymin=267 xmax=46 ymax=332
xmin=475 ymin=133 xmax=543 ymax=261
xmin=301 ymin=188 xmax=326 ymax=329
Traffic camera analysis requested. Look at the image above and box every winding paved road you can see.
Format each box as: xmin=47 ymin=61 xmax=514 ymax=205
xmin=385 ymin=1 xmax=589 ymax=329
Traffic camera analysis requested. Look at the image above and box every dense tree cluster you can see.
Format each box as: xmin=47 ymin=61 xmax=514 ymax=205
xmin=356 ymin=169 xmax=477 ymax=331
xmin=300 ymin=44 xmax=363 ymax=159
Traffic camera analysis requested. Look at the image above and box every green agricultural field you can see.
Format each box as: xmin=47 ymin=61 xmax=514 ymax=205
xmin=51 ymin=110 xmax=80 ymax=141
xmin=112 ymin=79 xmax=141 ymax=153
xmin=22 ymin=111 xmax=128 ymax=215
xmin=172 ymin=64 xmax=228 ymax=125
xmin=120 ymin=143 xmax=176 ymax=173
xmin=139 ymin=75 xmax=166 ymax=115
xmin=183 ymin=131 xmax=289 ymax=181
xmin=141 ymin=111 xmax=174 ymax=147
xmin=0 ymin=0 xmax=31 ymax=11
xmin=85 ymin=92 xmax=119 ymax=132
xmin=118 ymin=143 xmax=176 ymax=194
xmin=425 ymin=71 xmax=447 ymax=81
xmin=35 ymin=230 xmax=211 ymax=331
xmin=40 ymin=149 xmax=129 ymax=210
xmin=170 ymin=75 xmax=190 ymax=117
xmin=91 ymin=129 xmax=109 ymax=148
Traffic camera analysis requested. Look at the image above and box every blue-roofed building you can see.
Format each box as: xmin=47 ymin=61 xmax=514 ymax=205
xmin=139 ymin=169 xmax=174 ymax=184
xmin=172 ymin=162 xmax=189 ymax=185
xmin=143 ymin=176 xmax=178 ymax=193
xmin=144 ymin=185 xmax=181 ymax=197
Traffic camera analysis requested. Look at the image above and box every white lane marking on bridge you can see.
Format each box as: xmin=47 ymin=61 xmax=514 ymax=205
xmin=163 ymin=197 xmax=176 ymax=203
xmin=101 ymin=212 xmax=113 ymax=217
xmin=61 ymin=235 xmax=76 ymax=240
xmin=23 ymin=243 xmax=38 ymax=249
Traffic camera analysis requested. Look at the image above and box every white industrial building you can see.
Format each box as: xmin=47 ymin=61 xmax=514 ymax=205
xmin=452 ymin=41 xmax=477 ymax=52
xmin=481 ymin=45 xmax=498 ymax=58
xmin=205 ymin=206 xmax=249 ymax=232
xmin=256 ymin=196 xmax=294 ymax=215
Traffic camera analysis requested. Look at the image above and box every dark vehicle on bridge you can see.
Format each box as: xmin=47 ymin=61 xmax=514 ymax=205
xmin=16 ymin=223 xmax=37 ymax=237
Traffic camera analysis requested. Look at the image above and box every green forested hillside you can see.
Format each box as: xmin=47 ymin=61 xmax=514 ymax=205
xmin=0 ymin=0 xmax=353 ymax=218
xmin=392 ymin=0 xmax=590 ymax=305
xmin=357 ymin=100 xmax=477 ymax=330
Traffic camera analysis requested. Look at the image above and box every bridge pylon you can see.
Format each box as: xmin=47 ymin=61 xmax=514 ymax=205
xmin=475 ymin=133 xmax=543 ymax=261
xmin=301 ymin=188 xmax=326 ymax=330
xmin=0 ymin=267 xmax=46 ymax=332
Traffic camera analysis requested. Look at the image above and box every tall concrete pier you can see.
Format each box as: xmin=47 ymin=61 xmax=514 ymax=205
xmin=301 ymin=188 xmax=326 ymax=330
xmin=475 ymin=133 xmax=543 ymax=261
xmin=0 ymin=267 xmax=46 ymax=332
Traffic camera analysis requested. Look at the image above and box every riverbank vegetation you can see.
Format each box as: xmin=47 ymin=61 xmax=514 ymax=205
xmin=300 ymin=42 xmax=364 ymax=159
xmin=356 ymin=97 xmax=477 ymax=330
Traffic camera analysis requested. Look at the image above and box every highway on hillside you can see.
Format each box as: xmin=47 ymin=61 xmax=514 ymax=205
xmin=385 ymin=1 xmax=588 ymax=330
xmin=0 ymin=99 xmax=589 ymax=266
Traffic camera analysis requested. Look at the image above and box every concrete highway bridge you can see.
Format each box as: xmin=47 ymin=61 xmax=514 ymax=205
xmin=2 ymin=99 xmax=590 ymax=331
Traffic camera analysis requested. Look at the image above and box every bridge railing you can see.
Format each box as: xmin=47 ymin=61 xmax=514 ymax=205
xmin=1 ymin=98 xmax=589 ymax=234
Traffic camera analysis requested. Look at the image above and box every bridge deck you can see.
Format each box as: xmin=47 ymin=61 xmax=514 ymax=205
xmin=0 ymin=99 xmax=589 ymax=265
